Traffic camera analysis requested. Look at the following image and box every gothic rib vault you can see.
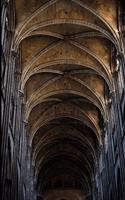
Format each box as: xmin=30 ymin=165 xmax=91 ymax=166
xmin=13 ymin=0 xmax=124 ymax=199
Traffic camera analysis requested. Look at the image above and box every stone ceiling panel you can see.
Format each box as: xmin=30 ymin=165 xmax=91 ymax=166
xmin=14 ymin=0 xmax=120 ymax=197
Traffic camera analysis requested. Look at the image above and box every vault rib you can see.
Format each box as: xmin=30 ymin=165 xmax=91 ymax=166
xmin=21 ymin=59 xmax=112 ymax=91
xmin=25 ymin=89 xmax=105 ymax=123
xmin=15 ymin=19 xmax=119 ymax=51
xmin=72 ymin=0 xmax=119 ymax=41
xmin=15 ymin=0 xmax=59 ymax=37
xmin=21 ymin=40 xmax=61 ymax=81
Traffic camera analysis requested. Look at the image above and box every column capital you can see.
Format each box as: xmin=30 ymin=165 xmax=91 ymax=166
xmin=3 ymin=0 xmax=9 ymax=7
xmin=14 ymin=69 xmax=21 ymax=75
xmin=18 ymin=89 xmax=24 ymax=97
xmin=23 ymin=120 xmax=28 ymax=126
xmin=11 ymin=49 xmax=19 ymax=58
xmin=109 ymin=90 xmax=115 ymax=96
xmin=116 ymin=50 xmax=124 ymax=57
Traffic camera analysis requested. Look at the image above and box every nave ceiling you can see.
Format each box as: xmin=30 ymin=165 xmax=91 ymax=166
xmin=14 ymin=0 xmax=121 ymax=199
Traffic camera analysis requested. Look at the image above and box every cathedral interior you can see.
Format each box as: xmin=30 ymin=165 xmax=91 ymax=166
xmin=1 ymin=0 xmax=125 ymax=200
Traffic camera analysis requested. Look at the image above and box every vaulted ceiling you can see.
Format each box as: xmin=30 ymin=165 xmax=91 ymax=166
xmin=15 ymin=0 xmax=120 ymax=199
